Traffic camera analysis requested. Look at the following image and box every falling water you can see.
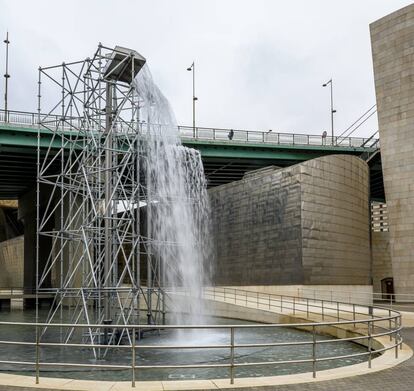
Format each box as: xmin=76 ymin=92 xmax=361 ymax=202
xmin=133 ymin=65 xmax=212 ymax=326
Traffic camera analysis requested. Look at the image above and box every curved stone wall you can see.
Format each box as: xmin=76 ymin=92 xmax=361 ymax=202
xmin=209 ymin=155 xmax=370 ymax=286
xmin=300 ymin=155 xmax=370 ymax=285
xmin=371 ymin=4 xmax=414 ymax=294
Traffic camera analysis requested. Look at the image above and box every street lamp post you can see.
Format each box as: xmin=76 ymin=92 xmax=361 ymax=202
xmin=187 ymin=62 xmax=197 ymax=137
xmin=3 ymin=32 xmax=10 ymax=121
xmin=322 ymin=79 xmax=336 ymax=145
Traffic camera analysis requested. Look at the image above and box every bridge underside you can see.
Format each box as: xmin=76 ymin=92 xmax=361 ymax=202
xmin=0 ymin=146 xmax=38 ymax=199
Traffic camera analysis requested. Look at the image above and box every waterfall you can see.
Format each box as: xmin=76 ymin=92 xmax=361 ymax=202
xmin=133 ymin=65 xmax=212 ymax=326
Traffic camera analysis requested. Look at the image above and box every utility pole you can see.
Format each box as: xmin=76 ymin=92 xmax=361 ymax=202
xmin=187 ymin=62 xmax=197 ymax=137
xmin=3 ymin=32 xmax=10 ymax=120
xmin=322 ymin=79 xmax=336 ymax=145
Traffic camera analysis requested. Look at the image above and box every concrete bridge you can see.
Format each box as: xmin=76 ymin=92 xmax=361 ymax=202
xmin=0 ymin=109 xmax=383 ymax=200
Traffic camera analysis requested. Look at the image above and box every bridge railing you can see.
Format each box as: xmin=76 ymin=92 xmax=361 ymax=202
xmin=179 ymin=125 xmax=379 ymax=148
xmin=0 ymin=109 xmax=379 ymax=149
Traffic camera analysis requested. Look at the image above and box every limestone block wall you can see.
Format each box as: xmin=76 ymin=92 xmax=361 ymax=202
xmin=300 ymin=155 xmax=370 ymax=285
xmin=209 ymin=166 xmax=303 ymax=285
xmin=371 ymin=231 xmax=392 ymax=293
xmin=0 ymin=208 xmax=18 ymax=242
xmin=371 ymin=4 xmax=414 ymax=294
xmin=0 ymin=235 xmax=24 ymax=287
xmin=209 ymin=155 xmax=371 ymax=286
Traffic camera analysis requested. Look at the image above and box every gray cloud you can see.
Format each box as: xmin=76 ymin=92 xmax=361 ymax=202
xmin=0 ymin=0 xmax=411 ymax=137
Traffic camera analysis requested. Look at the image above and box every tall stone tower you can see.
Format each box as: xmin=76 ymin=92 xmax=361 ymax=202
xmin=371 ymin=4 xmax=414 ymax=294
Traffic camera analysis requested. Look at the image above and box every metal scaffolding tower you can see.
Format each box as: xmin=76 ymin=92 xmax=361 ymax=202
xmin=36 ymin=44 xmax=165 ymax=357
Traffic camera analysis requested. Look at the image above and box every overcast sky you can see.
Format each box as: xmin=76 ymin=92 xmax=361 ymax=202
xmin=0 ymin=0 xmax=411 ymax=137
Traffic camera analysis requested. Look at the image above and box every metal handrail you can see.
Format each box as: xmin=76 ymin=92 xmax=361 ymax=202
xmin=294 ymin=286 xmax=414 ymax=307
xmin=0 ymin=108 xmax=378 ymax=149
xmin=0 ymin=286 xmax=402 ymax=386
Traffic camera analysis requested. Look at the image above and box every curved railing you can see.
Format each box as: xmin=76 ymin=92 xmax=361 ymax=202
xmin=0 ymin=109 xmax=379 ymax=149
xmin=0 ymin=287 xmax=402 ymax=386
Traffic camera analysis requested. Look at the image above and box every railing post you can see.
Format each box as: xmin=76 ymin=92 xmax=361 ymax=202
xmin=337 ymin=302 xmax=340 ymax=321
xmin=280 ymin=295 xmax=283 ymax=312
xmin=389 ymin=310 xmax=392 ymax=341
xmin=224 ymin=288 xmax=226 ymax=302
xmin=213 ymin=129 xmax=216 ymax=140
xmin=234 ymin=288 xmax=236 ymax=304
xmin=35 ymin=326 xmax=40 ymax=384
xmin=321 ymin=300 xmax=324 ymax=321
xmin=230 ymin=327 xmax=235 ymax=384
xmin=268 ymin=294 xmax=271 ymax=310
xmin=306 ymin=297 xmax=309 ymax=318
xmin=257 ymin=291 xmax=259 ymax=308
xmin=245 ymin=291 xmax=247 ymax=306
xmin=293 ymin=296 xmax=296 ymax=315
xmin=312 ymin=325 xmax=316 ymax=378
xmin=353 ymin=303 xmax=356 ymax=328
xmin=132 ymin=327 xmax=136 ymax=387
xmin=368 ymin=321 xmax=372 ymax=368
xmin=395 ymin=317 xmax=399 ymax=358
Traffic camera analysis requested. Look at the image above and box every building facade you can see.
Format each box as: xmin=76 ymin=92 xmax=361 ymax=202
xmin=371 ymin=3 xmax=414 ymax=294
xmin=209 ymin=155 xmax=371 ymax=287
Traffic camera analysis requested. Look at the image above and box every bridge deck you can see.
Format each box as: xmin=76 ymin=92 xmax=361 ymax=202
xmin=0 ymin=109 xmax=381 ymax=199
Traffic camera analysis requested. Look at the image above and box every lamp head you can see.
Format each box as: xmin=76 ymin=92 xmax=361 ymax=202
xmin=322 ymin=79 xmax=332 ymax=87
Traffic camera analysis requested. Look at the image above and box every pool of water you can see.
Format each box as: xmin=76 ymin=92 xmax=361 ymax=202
xmin=0 ymin=309 xmax=372 ymax=381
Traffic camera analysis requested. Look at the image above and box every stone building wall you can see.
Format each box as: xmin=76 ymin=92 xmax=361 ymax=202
xmin=209 ymin=155 xmax=371 ymax=286
xmin=300 ymin=155 xmax=370 ymax=285
xmin=372 ymin=231 xmax=392 ymax=293
xmin=0 ymin=235 xmax=24 ymax=287
xmin=371 ymin=4 xmax=414 ymax=294
xmin=209 ymin=166 xmax=303 ymax=285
